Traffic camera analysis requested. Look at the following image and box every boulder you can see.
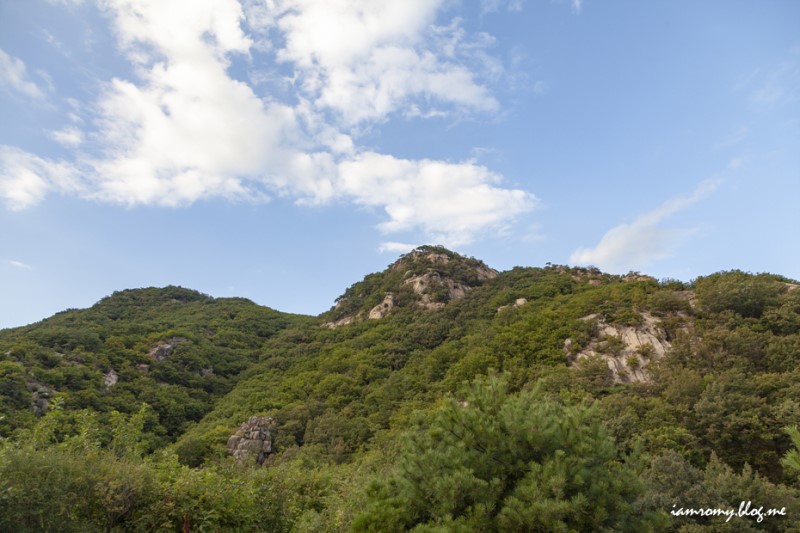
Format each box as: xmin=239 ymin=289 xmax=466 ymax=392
xmin=227 ymin=415 xmax=276 ymax=465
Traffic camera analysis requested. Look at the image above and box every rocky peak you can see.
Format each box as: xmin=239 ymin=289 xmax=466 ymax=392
xmin=390 ymin=246 xmax=498 ymax=281
xmin=323 ymin=246 xmax=497 ymax=328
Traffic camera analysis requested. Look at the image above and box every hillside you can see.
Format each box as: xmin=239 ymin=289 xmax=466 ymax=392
xmin=2 ymin=248 xmax=800 ymax=531
xmin=0 ymin=286 xmax=312 ymax=440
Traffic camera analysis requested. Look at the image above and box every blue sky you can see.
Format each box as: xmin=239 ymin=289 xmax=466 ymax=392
xmin=1 ymin=0 xmax=799 ymax=328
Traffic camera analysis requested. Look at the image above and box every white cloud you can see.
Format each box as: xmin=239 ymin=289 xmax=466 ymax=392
xmin=378 ymin=242 xmax=420 ymax=254
xmin=0 ymin=49 xmax=47 ymax=100
xmin=339 ymin=152 xmax=535 ymax=246
xmin=49 ymin=127 xmax=84 ymax=147
xmin=0 ymin=146 xmax=82 ymax=210
xmin=571 ymin=0 xmax=583 ymax=14
xmin=8 ymin=260 xmax=33 ymax=271
xmin=480 ymin=0 xmax=526 ymax=15
xmin=569 ymin=180 xmax=719 ymax=273
xmin=272 ymin=0 xmax=499 ymax=126
xmin=77 ymin=0 xmax=332 ymax=206
xmin=3 ymin=0 xmax=535 ymax=247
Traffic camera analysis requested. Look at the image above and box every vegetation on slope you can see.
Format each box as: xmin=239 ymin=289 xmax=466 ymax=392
xmin=1 ymin=248 xmax=800 ymax=531
xmin=0 ymin=286 xmax=310 ymax=442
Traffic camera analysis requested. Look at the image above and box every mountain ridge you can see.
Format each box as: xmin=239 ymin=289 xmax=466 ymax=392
xmin=2 ymin=248 xmax=800 ymax=531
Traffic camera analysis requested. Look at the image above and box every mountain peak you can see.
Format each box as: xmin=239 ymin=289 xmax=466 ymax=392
xmin=322 ymin=246 xmax=497 ymax=328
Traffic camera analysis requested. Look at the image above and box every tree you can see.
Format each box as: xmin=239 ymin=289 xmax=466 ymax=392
xmin=695 ymin=271 xmax=786 ymax=318
xmin=781 ymin=425 xmax=800 ymax=476
xmin=353 ymin=373 xmax=664 ymax=532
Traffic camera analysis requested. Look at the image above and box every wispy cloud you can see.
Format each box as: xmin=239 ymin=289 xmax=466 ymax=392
xmin=728 ymin=156 xmax=746 ymax=170
xmin=550 ymin=0 xmax=583 ymax=16
xmin=0 ymin=146 xmax=81 ymax=210
xmin=746 ymin=50 xmax=800 ymax=107
xmin=49 ymin=127 xmax=84 ymax=147
xmin=521 ymin=223 xmax=545 ymax=242
xmin=480 ymin=0 xmax=526 ymax=15
xmin=0 ymin=49 xmax=47 ymax=100
xmin=378 ymin=242 xmax=420 ymax=254
xmin=569 ymin=180 xmax=720 ymax=273
xmin=714 ymin=125 xmax=748 ymax=149
xmin=8 ymin=260 xmax=33 ymax=271
xmin=0 ymin=0 xmax=536 ymax=247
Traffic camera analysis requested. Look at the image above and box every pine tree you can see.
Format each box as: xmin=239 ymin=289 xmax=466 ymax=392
xmin=353 ymin=373 xmax=665 ymax=532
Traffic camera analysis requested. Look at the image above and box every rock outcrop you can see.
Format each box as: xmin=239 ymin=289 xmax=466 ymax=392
xmin=567 ymin=313 xmax=671 ymax=383
xmin=103 ymin=369 xmax=118 ymax=388
xmin=391 ymin=249 xmax=498 ymax=282
xmin=497 ymin=298 xmax=528 ymax=312
xmin=227 ymin=415 xmax=276 ymax=465
xmin=27 ymin=382 xmax=53 ymax=414
xmin=323 ymin=315 xmax=356 ymax=329
xmin=403 ymin=272 xmax=468 ymax=310
xmin=323 ymin=246 xmax=498 ymax=328
xmin=369 ymin=293 xmax=396 ymax=319
xmin=147 ymin=337 xmax=187 ymax=361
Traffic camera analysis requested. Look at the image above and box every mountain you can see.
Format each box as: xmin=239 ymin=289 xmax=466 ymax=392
xmin=321 ymin=245 xmax=498 ymax=326
xmin=1 ymin=248 xmax=800 ymax=532
xmin=0 ymin=285 xmax=312 ymax=439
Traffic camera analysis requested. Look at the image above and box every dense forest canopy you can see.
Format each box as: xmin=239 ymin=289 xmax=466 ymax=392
xmin=1 ymin=247 xmax=800 ymax=531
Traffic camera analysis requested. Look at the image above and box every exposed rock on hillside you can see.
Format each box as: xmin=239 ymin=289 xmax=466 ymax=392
xmin=27 ymin=382 xmax=53 ymax=415
xmin=497 ymin=298 xmax=528 ymax=312
xmin=147 ymin=337 xmax=187 ymax=361
xmin=103 ymin=369 xmax=118 ymax=388
xmin=323 ymin=246 xmax=497 ymax=328
xmin=369 ymin=293 xmax=395 ymax=319
xmin=404 ymin=271 xmax=467 ymax=310
xmin=227 ymin=415 xmax=275 ymax=465
xmin=567 ymin=313 xmax=671 ymax=383
xmin=323 ymin=315 xmax=356 ymax=329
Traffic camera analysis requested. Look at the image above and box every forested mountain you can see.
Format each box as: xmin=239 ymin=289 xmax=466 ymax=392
xmin=2 ymin=246 xmax=800 ymax=532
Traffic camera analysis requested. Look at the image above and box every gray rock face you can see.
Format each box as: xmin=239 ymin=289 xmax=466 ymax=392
xmin=325 ymin=248 xmax=498 ymax=327
xmin=497 ymin=298 xmax=528 ymax=312
xmin=227 ymin=415 xmax=276 ymax=465
xmin=147 ymin=337 xmax=187 ymax=361
xmin=103 ymin=369 xmax=118 ymax=388
xmin=567 ymin=313 xmax=673 ymax=383
xmin=27 ymin=382 xmax=53 ymax=415
xmin=368 ymin=293 xmax=395 ymax=319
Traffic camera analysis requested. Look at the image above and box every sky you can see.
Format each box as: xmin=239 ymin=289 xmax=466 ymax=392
xmin=1 ymin=0 xmax=799 ymax=328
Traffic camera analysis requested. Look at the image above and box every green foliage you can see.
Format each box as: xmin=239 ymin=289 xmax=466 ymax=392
xmin=695 ymin=271 xmax=787 ymax=318
xmin=0 ymin=445 xmax=159 ymax=532
xmin=2 ymin=255 xmax=800 ymax=531
xmin=648 ymin=290 xmax=693 ymax=316
xmin=324 ymin=245 xmax=494 ymax=322
xmin=781 ymin=425 xmax=800 ymax=477
xmin=641 ymin=451 xmax=799 ymax=531
xmin=0 ymin=407 xmax=288 ymax=532
xmin=0 ymin=286 xmax=309 ymax=440
xmin=353 ymin=373 xmax=664 ymax=532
